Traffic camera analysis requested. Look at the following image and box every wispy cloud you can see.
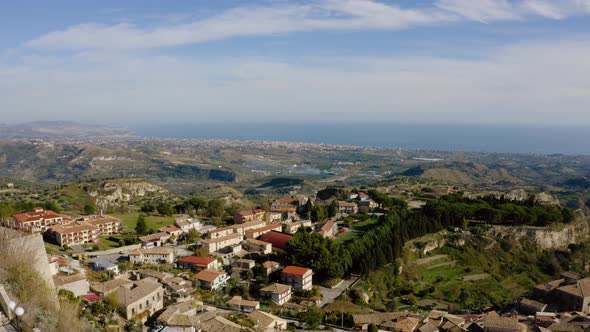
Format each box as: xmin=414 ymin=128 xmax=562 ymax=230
xmin=23 ymin=0 xmax=590 ymax=51
xmin=2 ymin=38 xmax=590 ymax=125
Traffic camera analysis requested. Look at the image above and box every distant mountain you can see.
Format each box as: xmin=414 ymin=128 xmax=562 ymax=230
xmin=0 ymin=121 xmax=131 ymax=139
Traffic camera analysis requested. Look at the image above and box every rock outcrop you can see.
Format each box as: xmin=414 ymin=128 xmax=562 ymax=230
xmin=88 ymin=179 xmax=168 ymax=210
xmin=488 ymin=211 xmax=589 ymax=249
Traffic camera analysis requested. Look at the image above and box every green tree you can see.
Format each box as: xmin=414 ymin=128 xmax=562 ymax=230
xmin=83 ymin=203 xmax=96 ymax=215
xmin=187 ymin=197 xmax=208 ymax=214
xmin=44 ymin=201 xmax=61 ymax=213
xmin=185 ymin=228 xmax=201 ymax=243
xmin=368 ymin=323 xmax=379 ymax=332
xmin=135 ymin=214 xmax=148 ymax=236
xmin=156 ymin=202 xmax=174 ymax=216
xmin=207 ymin=199 xmax=225 ymax=218
xmin=303 ymin=199 xmax=313 ymax=218
xmin=311 ymin=206 xmax=327 ymax=222
xmin=328 ymin=200 xmax=339 ymax=218
xmin=285 ymin=231 xmax=346 ymax=280
xmin=300 ymin=305 xmax=323 ymax=329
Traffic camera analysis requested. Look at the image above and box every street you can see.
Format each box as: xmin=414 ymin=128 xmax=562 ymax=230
xmin=318 ymin=275 xmax=360 ymax=307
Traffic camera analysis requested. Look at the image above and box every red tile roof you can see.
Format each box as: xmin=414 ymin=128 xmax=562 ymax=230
xmin=282 ymin=265 xmax=311 ymax=276
xmin=194 ymin=269 xmax=225 ymax=283
xmin=262 ymin=261 xmax=279 ymax=268
xmin=81 ymin=294 xmax=101 ymax=302
xmin=178 ymin=256 xmax=216 ymax=267
xmin=273 ymin=198 xmax=299 ymax=205
xmin=14 ymin=209 xmax=69 ymax=223
xmin=259 ymin=231 xmax=293 ymax=250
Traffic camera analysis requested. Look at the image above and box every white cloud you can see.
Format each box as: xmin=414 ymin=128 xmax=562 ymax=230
xmin=2 ymin=39 xmax=590 ymax=125
xmin=521 ymin=0 xmax=567 ymax=19
xmin=22 ymin=0 xmax=590 ymax=51
xmin=435 ymin=0 xmax=519 ymax=22
xmin=24 ymin=1 xmax=452 ymax=51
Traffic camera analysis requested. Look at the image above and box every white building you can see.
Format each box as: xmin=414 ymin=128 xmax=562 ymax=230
xmin=129 ymin=247 xmax=175 ymax=265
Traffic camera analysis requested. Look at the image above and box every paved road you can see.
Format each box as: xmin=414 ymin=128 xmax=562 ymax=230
xmin=318 ymin=275 xmax=360 ymax=307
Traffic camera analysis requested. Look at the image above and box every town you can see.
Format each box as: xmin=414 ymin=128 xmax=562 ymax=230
xmin=1 ymin=184 xmax=589 ymax=332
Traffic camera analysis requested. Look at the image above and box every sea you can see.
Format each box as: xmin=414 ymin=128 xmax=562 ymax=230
xmin=129 ymin=123 xmax=590 ymax=156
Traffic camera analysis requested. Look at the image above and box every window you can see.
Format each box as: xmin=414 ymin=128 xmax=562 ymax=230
xmin=140 ymin=304 xmax=142 ymax=309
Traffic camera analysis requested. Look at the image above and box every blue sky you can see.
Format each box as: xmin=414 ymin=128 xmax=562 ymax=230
xmin=1 ymin=0 xmax=589 ymax=125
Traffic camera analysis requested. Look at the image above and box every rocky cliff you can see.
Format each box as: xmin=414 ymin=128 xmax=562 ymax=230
xmin=488 ymin=211 xmax=589 ymax=249
xmin=88 ymin=178 xmax=168 ymax=210
xmin=467 ymin=189 xmax=560 ymax=205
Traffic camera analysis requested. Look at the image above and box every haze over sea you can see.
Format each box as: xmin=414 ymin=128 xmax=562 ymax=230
xmin=130 ymin=123 xmax=590 ymax=156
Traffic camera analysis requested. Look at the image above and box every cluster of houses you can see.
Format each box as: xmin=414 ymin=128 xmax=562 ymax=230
xmin=5 ymin=207 xmax=122 ymax=247
xmin=50 ymin=243 xmax=312 ymax=331
xmin=352 ymin=291 xmax=590 ymax=332
xmin=9 ymin=191 xmax=382 ymax=330
xmin=350 ymin=310 xmax=531 ymax=332
xmin=347 ymin=271 xmax=590 ymax=332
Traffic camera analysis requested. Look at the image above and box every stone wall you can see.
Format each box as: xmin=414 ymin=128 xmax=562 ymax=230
xmin=0 ymin=227 xmax=56 ymax=290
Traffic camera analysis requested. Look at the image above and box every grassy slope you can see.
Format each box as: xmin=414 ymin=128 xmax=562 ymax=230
xmin=356 ymin=232 xmax=550 ymax=312
xmin=111 ymin=212 xmax=174 ymax=232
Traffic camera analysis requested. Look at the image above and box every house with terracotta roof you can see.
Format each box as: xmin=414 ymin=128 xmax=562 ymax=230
xmin=174 ymin=217 xmax=202 ymax=233
xmin=53 ymin=273 xmax=89 ymax=297
xmin=338 ymin=200 xmax=358 ymax=214
xmin=244 ymin=223 xmax=282 ymax=239
xmin=394 ymin=316 xmax=421 ymax=332
xmin=554 ymin=278 xmax=590 ymax=313
xmin=281 ymin=266 xmax=313 ymax=291
xmin=12 ymin=207 xmax=70 ymax=233
xmin=139 ymin=232 xmax=171 ymax=248
xmin=483 ymin=313 xmax=526 ymax=332
xmin=262 ymin=261 xmax=280 ymax=275
xmin=201 ymin=233 xmax=244 ymax=253
xmin=259 ymin=231 xmax=294 ymax=251
xmin=351 ymin=312 xmax=408 ymax=331
xmin=260 ymin=283 xmax=292 ymax=305
xmin=285 ymin=220 xmax=312 ymax=234
xmin=76 ymin=214 xmax=121 ymax=235
xmin=233 ymin=209 xmax=266 ymax=224
xmin=48 ymin=221 xmax=98 ymax=246
xmin=90 ymin=278 xmax=134 ymax=297
xmin=194 ymin=269 xmax=230 ymax=291
xmin=244 ymin=238 xmax=272 ymax=254
xmin=270 ymin=197 xmax=303 ymax=220
xmin=518 ymin=298 xmax=547 ymax=315
xmin=248 ymin=310 xmax=288 ymax=330
xmin=158 ymin=306 xmax=244 ymax=332
xmin=158 ymin=224 xmax=183 ymax=238
xmin=129 ymin=247 xmax=175 ymax=265
xmin=136 ymin=269 xmax=173 ymax=282
xmin=113 ymin=278 xmax=164 ymax=320
xmin=208 ymin=225 xmax=236 ymax=239
xmin=162 ymin=276 xmax=195 ymax=303
xmin=318 ymin=219 xmax=338 ymax=238
xmin=267 ymin=211 xmax=283 ymax=223
xmin=234 ymin=219 xmax=268 ymax=236
xmin=226 ymin=296 xmax=260 ymax=312
xmin=177 ymin=256 xmax=219 ymax=272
